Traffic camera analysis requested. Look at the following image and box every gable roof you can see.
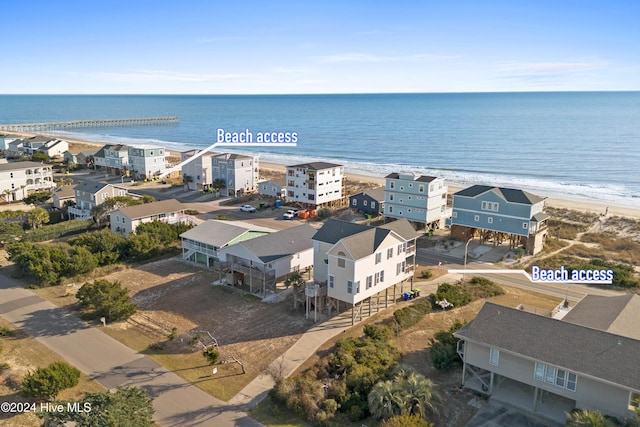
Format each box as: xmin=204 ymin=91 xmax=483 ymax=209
xmin=351 ymin=186 xmax=385 ymax=202
xmin=288 ymin=161 xmax=342 ymax=170
xmin=311 ymin=219 xmax=371 ymax=244
xmin=454 ymin=185 xmax=544 ymax=205
xmin=54 ymin=185 xmax=77 ymax=199
xmin=230 ymin=224 xmax=316 ymax=263
xmin=562 ymin=294 xmax=640 ymax=340
xmin=115 ymin=199 xmax=184 ymax=220
xmin=337 ymin=228 xmax=394 ymax=260
xmin=455 ymin=302 xmax=640 ymax=391
xmin=180 ymin=220 xmax=272 ymax=248
xmin=260 ymin=177 xmax=287 ymax=187
xmin=378 ymin=219 xmax=420 ymax=241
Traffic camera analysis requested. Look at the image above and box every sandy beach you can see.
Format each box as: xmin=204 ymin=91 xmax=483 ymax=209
xmin=9 ymin=130 xmax=640 ymax=219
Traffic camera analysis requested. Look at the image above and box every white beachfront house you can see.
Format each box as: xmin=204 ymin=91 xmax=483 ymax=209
xmin=180 ymin=149 xmax=219 ymax=191
xmin=110 ymin=199 xmax=194 ymax=236
xmin=0 ymin=161 xmax=55 ymax=202
xmin=285 ymin=161 xmax=344 ymax=208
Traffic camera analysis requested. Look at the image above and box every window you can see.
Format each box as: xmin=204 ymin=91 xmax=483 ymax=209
xmin=534 ymin=362 xmax=545 ymax=381
xmin=555 ymin=369 xmax=566 ymax=388
xmin=544 ymin=365 xmax=556 ymax=384
xmin=523 ymin=222 xmax=528 ymax=229
xmin=366 ymin=275 xmax=373 ymax=289
xmin=452 ymin=211 xmax=457 ymax=218
xmin=371 ymin=202 xmax=375 ymax=209
xmin=474 ymin=215 xmax=480 ymax=222
xmin=488 ymin=217 xmax=493 ymax=224
xmin=419 ymin=184 xmax=424 ymax=192
xmin=337 ymin=251 xmax=346 ymax=268
xmin=387 ymin=248 xmax=393 ymax=259
xmin=355 ymin=280 xmax=360 ymax=293
xmin=375 ymin=252 xmax=382 ymax=264
xmin=352 ymin=199 xmax=357 ymax=206
xmin=489 ymin=348 xmax=499 ymax=366
xmin=389 ymin=181 xmax=395 ymax=189
xmin=374 ymin=272 xmax=380 ymax=285
xmin=347 ymin=281 xmax=353 ymax=294
xmin=566 ymin=372 xmax=577 ymax=391
xmin=363 ymin=200 xmax=368 ymax=206
xmin=379 ymin=270 xmax=384 ymax=283
xmin=629 ymin=392 xmax=640 ymax=410
xmin=389 ymin=194 xmax=394 ymax=201
xmin=430 ymin=184 xmax=434 ymax=191
xmin=388 ymin=206 xmax=393 ymax=213
xmin=329 ymin=276 xmax=334 ymax=288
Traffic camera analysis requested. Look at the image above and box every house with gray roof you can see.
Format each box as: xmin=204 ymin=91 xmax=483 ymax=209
xmin=258 ymin=177 xmax=286 ymax=199
xmin=384 ymin=172 xmax=449 ymax=230
xmin=52 ymin=185 xmax=77 ymax=209
xmin=0 ymin=161 xmax=55 ymax=201
xmin=447 ymin=184 xmax=549 ymax=255
xmin=110 ymin=199 xmax=193 ymax=236
xmin=93 ymin=144 xmax=129 ymax=175
xmin=349 ymin=186 xmax=385 ymax=216
xmin=219 ymin=224 xmax=316 ymax=295
xmin=68 ymin=180 xmax=130 ymax=220
xmin=454 ymin=300 xmax=640 ymax=422
xmin=0 ymin=134 xmax=21 ymax=151
xmin=312 ymin=218 xmax=420 ymax=324
xmin=286 ymin=161 xmax=344 ymax=208
xmin=211 ymin=152 xmax=259 ymax=196
xmin=180 ymin=220 xmax=273 ymax=268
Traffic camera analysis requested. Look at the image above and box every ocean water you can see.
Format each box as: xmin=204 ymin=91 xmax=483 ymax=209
xmin=0 ymin=93 xmax=638 ymax=208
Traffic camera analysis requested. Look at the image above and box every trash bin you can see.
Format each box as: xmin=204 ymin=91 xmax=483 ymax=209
xmin=413 ymin=289 xmax=421 ymax=297
xmin=403 ymin=292 xmax=411 ymax=301
xmin=275 ymin=200 xmax=282 ymax=208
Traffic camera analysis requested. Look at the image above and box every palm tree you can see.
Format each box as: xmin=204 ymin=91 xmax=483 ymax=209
xmin=212 ymin=178 xmax=226 ymax=197
xmin=398 ymin=372 xmax=441 ymax=418
xmin=368 ymin=380 xmax=401 ymax=421
xmin=26 ymin=207 xmax=50 ymax=229
xmin=567 ymin=410 xmax=617 ymax=427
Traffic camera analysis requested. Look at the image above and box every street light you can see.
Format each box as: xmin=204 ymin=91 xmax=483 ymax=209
xmin=463 ymin=237 xmax=474 ymax=281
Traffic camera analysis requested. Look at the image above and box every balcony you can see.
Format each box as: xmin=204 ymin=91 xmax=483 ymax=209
xmin=68 ymin=206 xmax=91 ymax=220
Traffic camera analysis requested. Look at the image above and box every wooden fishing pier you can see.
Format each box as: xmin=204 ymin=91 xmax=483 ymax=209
xmin=0 ymin=116 xmax=179 ymax=132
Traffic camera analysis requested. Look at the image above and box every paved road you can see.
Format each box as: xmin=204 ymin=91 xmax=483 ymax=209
xmin=417 ymin=248 xmax=622 ymax=302
xmin=0 ymin=275 xmax=262 ymax=427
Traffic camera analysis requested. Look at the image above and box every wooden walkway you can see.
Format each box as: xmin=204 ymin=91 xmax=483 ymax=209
xmin=0 ymin=116 xmax=178 ymax=132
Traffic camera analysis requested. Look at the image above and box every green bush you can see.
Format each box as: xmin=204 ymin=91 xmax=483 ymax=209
xmin=363 ymin=324 xmax=391 ymax=341
xmin=467 ymin=276 xmax=505 ymax=298
xmin=23 ymin=219 xmax=92 ymax=242
xmin=393 ymin=299 xmax=432 ymax=329
xmin=430 ymin=320 xmax=465 ymax=371
xmin=21 ymin=361 xmax=80 ymax=399
xmin=432 ymin=283 xmax=473 ymax=309
xmin=203 ymin=347 xmax=220 ymax=365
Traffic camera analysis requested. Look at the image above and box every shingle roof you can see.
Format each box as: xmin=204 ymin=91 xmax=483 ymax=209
xmin=54 ymin=185 xmax=77 ymax=199
xmin=378 ymin=219 xmax=420 ymax=241
xmin=352 ymin=186 xmax=385 ymax=202
xmin=232 ymin=224 xmax=317 ymax=263
xmin=180 ymin=220 xmax=271 ymax=248
xmin=311 ymin=219 xmax=371 ymax=244
xmin=384 ymin=172 xmax=438 ymax=182
xmin=288 ymin=161 xmax=343 ymax=170
xmin=74 ymin=179 xmax=112 ymax=194
xmin=455 ymin=302 xmax=640 ymax=390
xmin=338 ymin=228 xmax=392 ymax=260
xmin=562 ymin=294 xmax=640 ymax=340
xmin=455 ymin=185 xmax=544 ymax=205
xmin=116 ymin=199 xmax=184 ymax=220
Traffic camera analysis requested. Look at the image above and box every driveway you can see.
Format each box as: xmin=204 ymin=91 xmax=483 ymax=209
xmin=0 ymin=275 xmax=262 ymax=427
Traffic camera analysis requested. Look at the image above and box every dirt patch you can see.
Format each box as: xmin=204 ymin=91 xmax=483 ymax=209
xmin=99 ymin=257 xmax=313 ymax=400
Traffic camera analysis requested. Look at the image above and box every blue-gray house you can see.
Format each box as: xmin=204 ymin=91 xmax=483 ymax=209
xmin=447 ymin=185 xmax=549 ymax=255
xmin=349 ymin=186 xmax=385 ymax=216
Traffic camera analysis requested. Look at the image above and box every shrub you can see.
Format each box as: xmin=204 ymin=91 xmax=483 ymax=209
xmin=363 ymin=324 xmax=391 ymax=341
xmin=467 ymin=276 xmax=505 ymax=298
xmin=432 ymin=283 xmax=473 ymax=308
xmin=420 ymin=270 xmax=433 ymax=279
xmin=21 ymin=361 xmax=80 ymax=399
xmin=76 ymin=279 xmax=137 ymax=322
xmin=203 ymin=347 xmax=220 ymax=365
xmin=393 ymin=299 xmax=432 ymax=329
xmin=430 ymin=320 xmax=466 ymax=371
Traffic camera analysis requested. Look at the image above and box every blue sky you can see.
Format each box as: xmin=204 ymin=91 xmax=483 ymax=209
xmin=2 ymin=1 xmax=639 ymax=94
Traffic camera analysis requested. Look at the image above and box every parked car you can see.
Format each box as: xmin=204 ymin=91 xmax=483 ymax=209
xmin=283 ymin=210 xmax=298 ymax=220
xmin=240 ymin=204 xmax=256 ymax=212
